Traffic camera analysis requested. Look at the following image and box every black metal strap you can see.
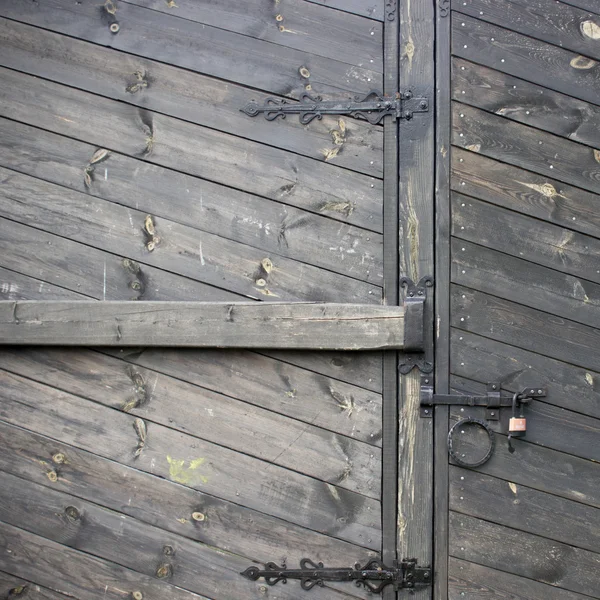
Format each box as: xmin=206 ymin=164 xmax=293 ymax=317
xmin=447 ymin=417 xmax=495 ymax=468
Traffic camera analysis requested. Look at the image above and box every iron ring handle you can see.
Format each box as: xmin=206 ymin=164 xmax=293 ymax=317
xmin=447 ymin=417 xmax=495 ymax=468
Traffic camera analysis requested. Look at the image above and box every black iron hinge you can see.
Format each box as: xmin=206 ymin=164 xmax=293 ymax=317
xmin=241 ymin=557 xmax=431 ymax=593
xmin=241 ymin=90 xmax=429 ymax=125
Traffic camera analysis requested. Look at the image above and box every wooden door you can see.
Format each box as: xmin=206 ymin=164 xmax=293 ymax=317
xmin=435 ymin=0 xmax=600 ymax=598
xmin=0 ymin=1 xmax=435 ymax=599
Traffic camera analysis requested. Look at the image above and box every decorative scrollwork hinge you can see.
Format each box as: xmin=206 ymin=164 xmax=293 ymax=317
xmin=241 ymin=558 xmax=431 ymax=593
xmin=241 ymin=90 xmax=429 ymax=125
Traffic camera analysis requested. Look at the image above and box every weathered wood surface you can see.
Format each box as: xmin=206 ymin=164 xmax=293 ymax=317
xmin=0 ymin=369 xmax=381 ymax=548
xmin=453 ymin=193 xmax=600 ymax=285
xmin=0 ymin=167 xmax=379 ymax=302
xmin=0 ymin=121 xmax=382 ymax=283
xmin=0 ymin=521 xmax=210 ymax=600
xmin=303 ymin=0 xmax=384 ymax=20
xmin=0 ymin=301 xmax=408 ymax=350
xmin=396 ymin=0 xmax=435 ymax=595
xmin=453 ymin=58 xmax=600 ymax=148
xmin=453 ymin=104 xmax=600 ymax=195
xmin=124 ymin=0 xmax=383 ymax=67
xmin=450 ymin=330 xmax=600 ymax=418
xmin=452 ymin=285 xmax=600 ymax=372
xmin=457 ymin=0 xmax=600 ymax=61
xmin=0 ymin=68 xmax=383 ymax=233
xmin=449 ymin=558 xmax=592 ymax=600
xmin=453 ymin=14 xmax=600 ymax=105
xmin=0 ymin=471 xmax=363 ymax=600
xmin=0 ymin=572 xmax=75 ymax=600
xmin=452 ymin=239 xmax=600 ymax=329
xmin=0 ymin=421 xmax=377 ymax=575
xmin=450 ymin=467 xmax=600 ymax=553
xmin=452 ymin=148 xmax=600 ymax=239
xmin=0 ymin=348 xmax=382 ymax=495
xmin=450 ymin=513 xmax=600 ymax=597
xmin=0 ymin=19 xmax=383 ymax=177
xmin=0 ymin=0 xmax=381 ymax=99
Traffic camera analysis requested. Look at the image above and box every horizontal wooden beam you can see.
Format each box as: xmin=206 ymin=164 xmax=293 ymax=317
xmin=0 ymin=302 xmax=418 ymax=351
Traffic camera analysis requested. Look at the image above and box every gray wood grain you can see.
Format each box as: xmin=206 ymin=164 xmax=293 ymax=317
xmin=0 ymin=572 xmax=76 ymax=600
xmin=0 ymin=301 xmax=408 ymax=350
xmin=0 ymin=471 xmax=362 ymax=600
xmin=0 ymin=19 xmax=383 ymax=178
xmin=303 ymin=0 xmax=384 ymax=21
xmin=451 ymin=147 xmax=600 ymax=239
xmin=0 ymin=121 xmax=382 ymax=284
xmin=0 ymin=419 xmax=378 ymax=598
xmin=449 ymin=558 xmax=592 ymax=600
xmin=0 ymin=521 xmax=209 ymax=600
xmin=0 ymin=369 xmax=382 ymax=547
xmin=450 ymin=513 xmax=600 ymax=597
xmin=0 ymin=68 xmax=383 ymax=233
xmin=123 ymin=0 xmax=382 ymax=68
xmin=0 ymin=348 xmax=382 ymax=498
xmin=0 ymin=167 xmax=379 ymax=303
xmin=453 ymin=57 xmax=600 ymax=149
xmin=0 ymin=0 xmax=381 ymax=98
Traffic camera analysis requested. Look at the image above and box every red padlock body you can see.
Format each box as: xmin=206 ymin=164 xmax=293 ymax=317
xmin=509 ymin=417 xmax=527 ymax=433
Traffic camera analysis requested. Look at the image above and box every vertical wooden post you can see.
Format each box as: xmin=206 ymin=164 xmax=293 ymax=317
xmin=434 ymin=1 xmax=451 ymax=598
xmin=397 ymin=0 xmax=435 ymax=598
xmin=382 ymin=5 xmax=400 ymax=600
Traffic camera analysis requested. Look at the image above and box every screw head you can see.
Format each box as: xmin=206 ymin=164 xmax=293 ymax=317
xmin=110 ymin=22 xmax=120 ymax=33
xmin=420 ymin=101 xmax=428 ymax=109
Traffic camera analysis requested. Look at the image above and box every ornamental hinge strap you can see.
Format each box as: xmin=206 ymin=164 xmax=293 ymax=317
xmin=241 ymin=90 xmax=429 ymax=125
xmin=241 ymin=558 xmax=431 ymax=593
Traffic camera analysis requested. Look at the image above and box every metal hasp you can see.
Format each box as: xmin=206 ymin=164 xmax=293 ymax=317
xmin=420 ymin=377 xmax=547 ymax=418
xmin=241 ymin=90 xmax=429 ymax=125
xmin=241 ymin=558 xmax=431 ymax=593
xmin=399 ymin=276 xmax=434 ymax=374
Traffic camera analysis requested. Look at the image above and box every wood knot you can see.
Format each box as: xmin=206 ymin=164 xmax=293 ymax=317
xmin=191 ymin=511 xmax=205 ymax=522
xmin=132 ymin=592 xmax=143 ymax=600
xmin=133 ymin=418 xmax=147 ymax=458
xmin=126 ymin=70 xmax=149 ymax=94
xmin=8 ymin=585 xmax=27 ymax=598
xmin=163 ymin=544 xmax=175 ymax=556
xmin=65 ymin=506 xmax=81 ymax=521
xmin=47 ymin=470 xmax=58 ymax=483
xmin=52 ymin=452 xmax=66 ymax=464
xmin=156 ymin=563 xmax=173 ymax=579
xmin=299 ymin=66 xmax=310 ymax=78
xmin=143 ymin=215 xmax=161 ymax=252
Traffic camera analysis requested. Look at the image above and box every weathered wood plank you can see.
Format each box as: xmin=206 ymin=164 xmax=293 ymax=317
xmin=0 ymin=346 xmax=382 ymax=445
xmin=450 ymin=467 xmax=600 ymax=553
xmin=0 ymin=218 xmax=237 ymax=302
xmin=452 ymin=238 xmax=600 ymax=329
xmin=0 ymin=120 xmax=382 ymax=284
xmin=450 ymin=329 xmax=600 ymax=419
xmin=451 ymin=148 xmax=600 ymax=239
xmin=449 ymin=376 xmax=600 ymax=461
xmin=0 ymin=369 xmax=381 ymax=547
xmin=0 ymin=67 xmax=383 ymax=232
xmin=452 ymin=14 xmax=600 ymax=106
xmin=449 ymin=558 xmax=592 ymax=600
xmin=0 ymin=267 xmax=84 ymax=301
xmin=452 ymin=285 xmax=600 ymax=372
xmin=0 ymin=0 xmax=381 ymax=98
xmin=396 ymin=0 xmax=435 ymax=593
xmin=0 ymin=572 xmax=76 ymax=600
xmin=450 ymin=513 xmax=600 ymax=597
xmin=452 ymin=193 xmax=600 ymax=285
xmin=0 ymin=301 xmax=408 ymax=350
xmin=124 ymin=0 xmax=382 ymax=68
xmin=457 ymin=0 xmax=600 ymax=61
xmin=0 ymin=521 xmax=209 ymax=600
xmin=0 ymin=348 xmax=383 ymax=497
xmin=0 ymin=19 xmax=383 ymax=178
xmin=0 ymin=471 xmax=361 ymax=600
xmin=0 ymin=420 xmax=378 ymax=592
xmin=296 ymin=0 xmax=384 ymax=21
xmin=559 ymin=0 xmax=600 ymax=16
xmin=453 ymin=57 xmax=600 ymax=148
xmin=0 ymin=168 xmax=381 ymax=303
xmin=453 ymin=103 xmax=600 ymax=195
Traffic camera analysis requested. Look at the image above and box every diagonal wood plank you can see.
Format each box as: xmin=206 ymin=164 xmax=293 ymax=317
xmin=0 ymin=571 xmax=76 ymax=600
xmin=0 ymin=0 xmax=381 ymax=98
xmin=0 ymin=67 xmax=382 ymax=232
xmin=0 ymin=19 xmax=383 ymax=177
xmin=452 ymin=14 xmax=600 ymax=106
xmin=0 ymin=301 xmax=411 ymax=350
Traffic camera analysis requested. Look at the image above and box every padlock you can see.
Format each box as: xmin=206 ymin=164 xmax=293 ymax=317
xmin=508 ymin=416 xmax=527 ymax=435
